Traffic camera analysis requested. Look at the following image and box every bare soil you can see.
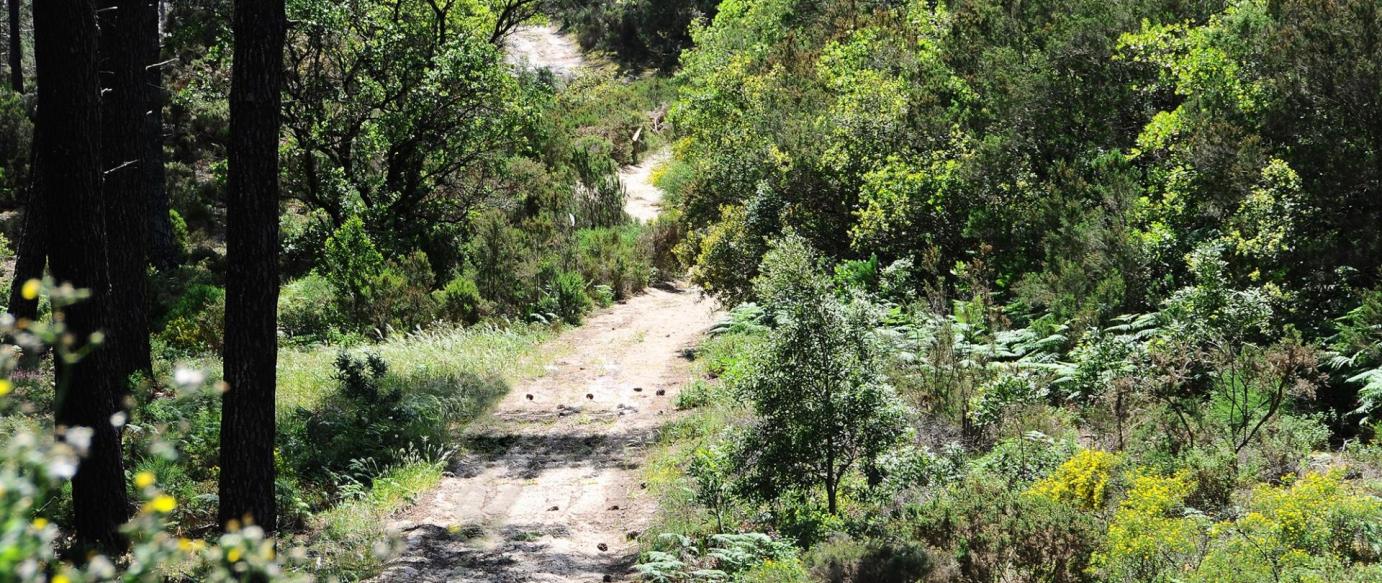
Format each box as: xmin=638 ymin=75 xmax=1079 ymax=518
xmin=503 ymin=25 xmax=586 ymax=80
xmin=620 ymin=150 xmax=670 ymax=224
xmin=375 ymin=285 xmax=719 ymax=582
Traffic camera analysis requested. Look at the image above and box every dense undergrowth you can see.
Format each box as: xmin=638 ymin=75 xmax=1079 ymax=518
xmin=639 ymin=0 xmax=1382 ymax=580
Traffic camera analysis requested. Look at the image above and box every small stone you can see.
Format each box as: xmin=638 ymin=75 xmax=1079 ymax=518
xmin=603 ymin=576 xmax=613 ymax=582
xmin=633 ymin=387 xmax=643 ymax=393
xmin=655 ymin=389 xmax=666 ymax=396
xmin=526 ymin=394 xmax=534 ymax=400
xmin=608 ymin=504 xmax=621 ymax=511
xmin=626 ymin=530 xmax=640 ymax=541
xmin=547 ymin=505 xmax=559 ymax=511
xmin=639 ymin=482 xmax=647 ymax=489
xmin=597 ymin=543 xmax=609 ymax=552
xmin=586 ymin=393 xmax=594 ymax=400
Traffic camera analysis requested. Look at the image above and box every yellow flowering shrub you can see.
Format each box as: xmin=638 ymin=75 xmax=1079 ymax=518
xmin=1029 ymin=448 xmax=1119 ymax=510
xmin=1091 ymin=470 xmax=1206 ymax=581
xmin=1194 ymin=471 xmax=1382 ymax=582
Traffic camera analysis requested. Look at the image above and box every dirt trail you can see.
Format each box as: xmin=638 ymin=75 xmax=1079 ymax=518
xmin=504 ymin=24 xmax=670 ymax=224
xmin=504 ymin=25 xmax=585 ymax=81
xmin=620 ymin=150 xmax=670 ymax=224
xmin=375 ymin=31 xmax=713 ymax=581
xmin=376 ymin=285 xmax=718 ymax=582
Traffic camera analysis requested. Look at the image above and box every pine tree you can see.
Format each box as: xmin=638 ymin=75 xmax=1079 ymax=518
xmin=219 ymin=0 xmax=286 ymax=533
xmin=34 ymin=0 xmax=129 ymax=549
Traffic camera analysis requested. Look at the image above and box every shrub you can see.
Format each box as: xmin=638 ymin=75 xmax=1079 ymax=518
xmin=533 ymin=270 xmax=592 ymax=326
xmin=1092 ymin=470 xmax=1205 ymax=582
xmin=1028 ymin=449 xmax=1120 ymax=510
xmin=156 ymin=284 xmax=226 ymax=354
xmin=322 ymin=216 xmax=386 ymax=322
xmin=574 ymin=226 xmax=653 ymax=300
xmin=733 ymin=234 xmax=908 ymax=515
xmin=280 ymin=208 xmax=332 ymax=278
xmin=435 ymin=274 xmax=485 ymax=325
xmin=1193 ymin=472 xmax=1382 ymax=582
xmin=689 ymin=205 xmax=761 ymax=305
xmin=368 ymin=251 xmax=438 ymax=333
xmin=804 ymin=536 xmax=933 ymax=583
xmin=285 ymin=352 xmax=432 ymax=482
xmin=278 ymin=274 xmax=341 ymax=340
xmin=912 ymin=477 xmax=1102 ymax=582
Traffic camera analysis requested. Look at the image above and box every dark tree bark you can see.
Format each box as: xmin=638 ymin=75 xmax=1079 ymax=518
xmin=219 ymin=0 xmax=284 ymax=533
xmin=98 ymin=0 xmax=156 ymax=388
xmin=145 ymin=0 xmax=176 ymax=272
xmin=34 ymin=0 xmax=129 ymax=549
xmin=7 ymin=144 xmax=43 ymax=324
xmin=6 ymin=0 xmax=20 ymax=92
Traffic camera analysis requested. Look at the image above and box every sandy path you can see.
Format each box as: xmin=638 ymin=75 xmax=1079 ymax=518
xmin=620 ymin=150 xmax=670 ymax=224
xmin=504 ymin=25 xmax=585 ymax=80
xmin=504 ymin=25 xmax=671 ymax=225
xmin=375 ymin=285 xmax=719 ymax=582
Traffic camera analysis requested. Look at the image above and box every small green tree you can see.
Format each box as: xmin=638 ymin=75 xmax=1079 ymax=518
xmin=322 ymin=216 xmax=385 ymax=322
xmin=734 ymin=233 xmax=908 ymax=514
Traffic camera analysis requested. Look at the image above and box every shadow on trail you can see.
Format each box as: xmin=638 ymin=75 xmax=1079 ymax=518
xmin=457 ymin=430 xmax=658 ymax=480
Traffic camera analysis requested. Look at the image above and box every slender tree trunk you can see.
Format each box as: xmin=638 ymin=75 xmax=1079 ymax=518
xmin=34 ymin=0 xmax=129 ymax=550
xmin=7 ymin=144 xmax=43 ymax=323
xmin=219 ymin=0 xmax=284 ymax=533
xmin=145 ymin=0 xmax=176 ymax=271
xmin=99 ymin=0 xmax=155 ymax=390
xmin=6 ymin=0 xmax=20 ymax=92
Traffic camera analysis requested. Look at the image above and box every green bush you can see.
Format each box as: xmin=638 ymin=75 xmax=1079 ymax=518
xmin=322 ymin=216 xmax=386 ymax=322
xmin=284 ymin=352 xmax=432 ymax=483
xmin=575 ymin=226 xmax=653 ymax=300
xmin=156 ymin=284 xmax=226 ymax=355
xmin=732 ymin=234 xmax=908 ymax=515
xmin=533 ymin=270 xmax=592 ymax=326
xmin=278 ymin=273 xmax=342 ymax=340
xmin=435 ymin=274 xmax=485 ymax=325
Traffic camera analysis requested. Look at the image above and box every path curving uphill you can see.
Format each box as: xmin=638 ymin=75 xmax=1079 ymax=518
xmin=374 ymin=25 xmax=717 ymax=582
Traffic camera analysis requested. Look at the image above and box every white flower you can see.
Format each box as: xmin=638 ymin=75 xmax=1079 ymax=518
xmin=110 ymin=411 xmax=128 ymax=428
xmin=64 ymin=426 xmax=94 ymax=455
xmin=174 ymin=367 xmax=205 ymax=388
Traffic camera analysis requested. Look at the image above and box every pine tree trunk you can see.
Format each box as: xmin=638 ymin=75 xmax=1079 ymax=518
xmin=34 ymin=0 xmax=129 ymax=550
xmin=6 ymin=0 xmax=20 ymax=92
xmin=99 ymin=0 xmax=155 ymax=389
xmin=219 ymin=0 xmax=284 ymax=533
xmin=7 ymin=144 xmax=43 ymax=324
xmin=145 ymin=0 xmax=176 ymax=272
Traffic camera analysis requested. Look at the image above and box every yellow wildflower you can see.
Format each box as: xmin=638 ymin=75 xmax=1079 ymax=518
xmin=32 ymin=517 xmax=48 ymax=530
xmin=148 ymin=494 xmax=177 ymax=513
xmin=226 ymin=547 xmax=243 ymax=563
xmin=134 ymin=471 xmax=156 ymax=489
xmin=20 ymin=279 xmax=39 ymax=301
xmin=0 ymin=379 xmax=11 ymax=396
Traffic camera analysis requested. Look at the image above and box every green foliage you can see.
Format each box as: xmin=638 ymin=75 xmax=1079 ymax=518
xmin=435 ymin=274 xmax=485 ymax=325
xmin=732 ymin=234 xmax=908 ymax=514
xmin=156 ymin=284 xmax=227 ymax=355
xmin=552 ymin=0 xmax=718 ymax=70
xmin=278 ymin=274 xmax=342 ymax=340
xmin=0 ymin=285 xmax=305 ymax=581
xmin=533 ymin=270 xmax=592 ymax=326
xmin=574 ymin=226 xmax=653 ymax=301
xmin=322 ymin=217 xmax=387 ymax=320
